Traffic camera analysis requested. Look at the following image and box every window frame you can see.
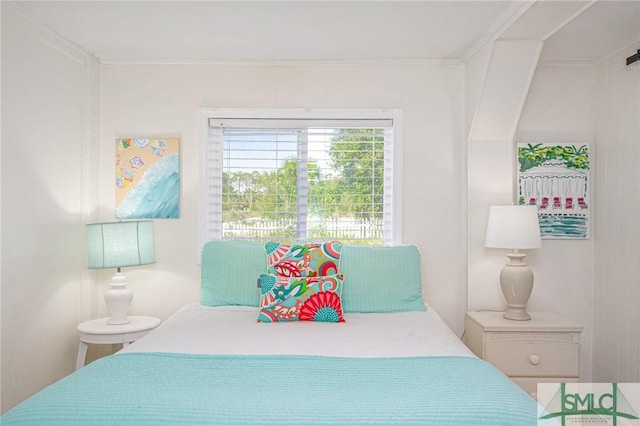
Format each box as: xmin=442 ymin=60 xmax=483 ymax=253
xmin=198 ymin=108 xmax=403 ymax=256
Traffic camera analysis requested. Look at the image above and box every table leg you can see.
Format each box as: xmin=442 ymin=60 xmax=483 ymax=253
xmin=76 ymin=341 xmax=89 ymax=370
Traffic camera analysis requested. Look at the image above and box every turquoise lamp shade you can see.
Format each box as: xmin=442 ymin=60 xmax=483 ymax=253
xmin=86 ymin=220 xmax=155 ymax=325
xmin=87 ymin=221 xmax=155 ymax=270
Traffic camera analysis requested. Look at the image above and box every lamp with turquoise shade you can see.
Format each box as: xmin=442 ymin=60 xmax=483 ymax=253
xmin=86 ymin=220 xmax=155 ymax=325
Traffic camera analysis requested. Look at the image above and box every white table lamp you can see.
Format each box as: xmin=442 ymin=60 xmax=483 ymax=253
xmin=86 ymin=221 xmax=155 ymax=324
xmin=485 ymin=205 xmax=541 ymax=321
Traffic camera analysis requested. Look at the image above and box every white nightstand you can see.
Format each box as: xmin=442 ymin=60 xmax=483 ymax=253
xmin=76 ymin=316 xmax=161 ymax=370
xmin=463 ymin=311 xmax=583 ymax=397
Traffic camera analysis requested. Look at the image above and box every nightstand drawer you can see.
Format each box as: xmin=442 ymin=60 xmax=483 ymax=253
xmin=485 ymin=340 xmax=579 ymax=377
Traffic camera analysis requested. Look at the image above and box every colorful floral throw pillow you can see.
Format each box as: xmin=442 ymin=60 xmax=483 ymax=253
xmin=265 ymin=241 xmax=342 ymax=277
xmin=257 ymin=274 xmax=345 ymax=323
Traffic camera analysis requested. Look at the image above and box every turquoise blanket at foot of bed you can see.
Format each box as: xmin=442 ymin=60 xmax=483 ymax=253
xmin=3 ymin=353 xmax=542 ymax=425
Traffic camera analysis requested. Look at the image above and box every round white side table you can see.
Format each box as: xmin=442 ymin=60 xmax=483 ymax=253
xmin=76 ymin=315 xmax=161 ymax=370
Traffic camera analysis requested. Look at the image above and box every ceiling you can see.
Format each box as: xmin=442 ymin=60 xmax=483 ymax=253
xmin=6 ymin=1 xmax=640 ymax=64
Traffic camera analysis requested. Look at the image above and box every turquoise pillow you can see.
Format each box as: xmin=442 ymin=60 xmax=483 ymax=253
xmin=339 ymin=245 xmax=426 ymax=313
xmin=201 ymin=240 xmax=266 ymax=307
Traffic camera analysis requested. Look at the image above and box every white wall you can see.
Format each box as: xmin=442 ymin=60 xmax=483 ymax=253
xmin=467 ymin=62 xmax=597 ymax=381
xmin=593 ymin=44 xmax=640 ymax=383
xmin=517 ymin=64 xmax=596 ymax=380
xmin=98 ymin=62 xmax=468 ymax=334
xmin=1 ymin=6 xmax=99 ymax=412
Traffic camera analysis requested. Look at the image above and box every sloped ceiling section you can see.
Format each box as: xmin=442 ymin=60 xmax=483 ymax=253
xmin=540 ymin=0 xmax=640 ymax=64
xmin=468 ymin=0 xmax=594 ymax=143
xmin=6 ymin=1 xmax=638 ymax=64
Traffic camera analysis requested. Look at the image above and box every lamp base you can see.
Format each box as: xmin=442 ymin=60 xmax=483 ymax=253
xmin=503 ymin=307 xmax=531 ymax=321
xmin=105 ymin=271 xmax=133 ymax=325
xmin=500 ymin=252 xmax=533 ymax=321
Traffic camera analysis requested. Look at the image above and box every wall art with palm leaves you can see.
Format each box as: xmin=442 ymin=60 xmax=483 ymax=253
xmin=517 ymin=143 xmax=590 ymax=239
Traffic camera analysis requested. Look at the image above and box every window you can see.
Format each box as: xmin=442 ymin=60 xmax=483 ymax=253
xmin=199 ymin=109 xmax=402 ymax=249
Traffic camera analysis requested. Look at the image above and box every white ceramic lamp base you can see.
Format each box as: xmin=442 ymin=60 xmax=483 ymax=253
xmin=500 ymin=252 xmax=533 ymax=321
xmin=105 ymin=271 xmax=133 ymax=325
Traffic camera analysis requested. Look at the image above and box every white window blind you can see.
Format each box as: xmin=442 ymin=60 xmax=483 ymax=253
xmin=200 ymin=111 xmax=400 ymax=247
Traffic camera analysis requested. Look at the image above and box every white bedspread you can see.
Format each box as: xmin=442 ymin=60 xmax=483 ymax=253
xmin=120 ymin=303 xmax=475 ymax=358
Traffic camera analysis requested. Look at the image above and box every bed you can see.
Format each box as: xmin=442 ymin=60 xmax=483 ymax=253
xmin=3 ymin=241 xmax=548 ymax=425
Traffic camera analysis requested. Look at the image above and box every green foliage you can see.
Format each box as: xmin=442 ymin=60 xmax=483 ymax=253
xmin=518 ymin=144 xmax=589 ymax=172
xmin=222 ymin=128 xmax=385 ymax=242
xmin=329 ymin=129 xmax=384 ymax=220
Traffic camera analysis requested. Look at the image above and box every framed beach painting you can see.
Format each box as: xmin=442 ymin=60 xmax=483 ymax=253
xmin=517 ymin=143 xmax=590 ymax=239
xmin=115 ymin=137 xmax=180 ymax=219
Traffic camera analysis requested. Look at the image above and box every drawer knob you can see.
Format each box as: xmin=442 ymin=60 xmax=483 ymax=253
xmin=529 ymin=355 xmax=540 ymax=365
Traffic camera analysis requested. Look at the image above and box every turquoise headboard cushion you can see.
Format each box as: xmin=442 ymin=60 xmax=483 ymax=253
xmin=201 ymin=240 xmax=266 ymax=307
xmin=339 ymin=245 xmax=426 ymax=313
xmin=201 ymin=240 xmax=426 ymax=312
